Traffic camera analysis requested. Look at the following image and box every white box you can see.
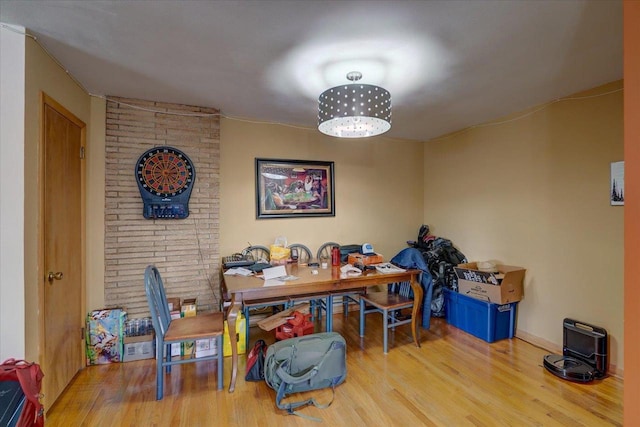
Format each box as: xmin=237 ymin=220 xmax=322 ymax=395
xmin=195 ymin=338 xmax=218 ymax=358
xmin=123 ymin=334 xmax=155 ymax=362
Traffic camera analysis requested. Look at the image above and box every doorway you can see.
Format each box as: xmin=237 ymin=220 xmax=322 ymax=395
xmin=40 ymin=93 xmax=86 ymax=409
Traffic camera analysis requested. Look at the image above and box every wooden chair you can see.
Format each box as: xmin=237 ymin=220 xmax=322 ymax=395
xmin=288 ymin=243 xmax=313 ymax=263
xmin=144 ymin=265 xmax=224 ymax=400
xmin=241 ymin=245 xmax=288 ymax=349
xmin=359 ymin=281 xmax=415 ymax=354
xmin=286 ymin=243 xmax=331 ymax=326
xmin=315 ymin=242 xmax=364 ymax=329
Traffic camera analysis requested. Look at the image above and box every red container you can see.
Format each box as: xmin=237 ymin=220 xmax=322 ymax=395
xmin=275 ymin=312 xmax=314 ymax=340
xmin=331 ymin=246 xmax=340 ymax=266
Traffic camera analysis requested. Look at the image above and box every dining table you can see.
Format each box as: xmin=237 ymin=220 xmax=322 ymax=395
xmin=221 ymin=263 xmax=423 ymax=392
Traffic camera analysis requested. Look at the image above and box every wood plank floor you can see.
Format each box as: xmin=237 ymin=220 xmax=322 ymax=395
xmin=45 ymin=315 xmax=623 ymax=426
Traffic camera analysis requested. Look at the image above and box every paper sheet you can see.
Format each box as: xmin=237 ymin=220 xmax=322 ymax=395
xmin=261 ymin=265 xmax=297 ymax=286
xmin=223 ymin=267 xmax=253 ymax=276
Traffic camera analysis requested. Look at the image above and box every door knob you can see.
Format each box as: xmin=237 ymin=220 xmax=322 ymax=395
xmin=47 ymin=271 xmax=63 ymax=282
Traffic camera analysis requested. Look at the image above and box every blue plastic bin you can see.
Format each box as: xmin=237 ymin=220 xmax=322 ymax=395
xmin=444 ymin=288 xmax=517 ymax=343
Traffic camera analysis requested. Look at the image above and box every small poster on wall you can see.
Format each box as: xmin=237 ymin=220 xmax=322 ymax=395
xmin=610 ymin=161 xmax=624 ymax=206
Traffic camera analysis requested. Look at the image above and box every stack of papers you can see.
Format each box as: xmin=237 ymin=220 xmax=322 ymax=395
xmin=374 ymin=263 xmax=406 ymax=274
xmin=223 ymin=267 xmax=253 ymax=276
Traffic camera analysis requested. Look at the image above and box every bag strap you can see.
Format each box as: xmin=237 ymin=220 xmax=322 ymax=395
xmin=276 ymin=379 xmax=337 ymax=422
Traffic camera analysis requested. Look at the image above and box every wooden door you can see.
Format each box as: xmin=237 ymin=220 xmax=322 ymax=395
xmin=41 ymin=94 xmax=85 ymax=409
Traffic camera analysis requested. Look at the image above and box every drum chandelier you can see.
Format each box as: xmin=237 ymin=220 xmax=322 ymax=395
xmin=317 ymin=71 xmax=392 ymax=138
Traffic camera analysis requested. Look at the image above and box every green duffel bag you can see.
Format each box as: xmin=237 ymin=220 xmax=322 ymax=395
xmin=264 ymin=332 xmax=347 ymax=420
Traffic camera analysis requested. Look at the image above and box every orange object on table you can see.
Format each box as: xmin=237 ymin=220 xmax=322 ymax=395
xmin=347 ymin=253 xmax=384 ymax=266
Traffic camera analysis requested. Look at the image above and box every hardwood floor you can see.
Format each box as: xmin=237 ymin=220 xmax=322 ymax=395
xmin=45 ymin=315 xmax=622 ymax=426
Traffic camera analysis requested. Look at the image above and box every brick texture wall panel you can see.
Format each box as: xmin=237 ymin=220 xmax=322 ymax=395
xmin=104 ymin=97 xmax=220 ymax=317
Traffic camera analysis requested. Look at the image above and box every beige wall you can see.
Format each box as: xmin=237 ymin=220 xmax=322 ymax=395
xmin=86 ymin=97 xmax=106 ymax=312
xmin=220 ymin=119 xmax=424 ymax=261
xmin=423 ymin=81 xmax=624 ymax=370
xmin=24 ymin=36 xmax=92 ymax=361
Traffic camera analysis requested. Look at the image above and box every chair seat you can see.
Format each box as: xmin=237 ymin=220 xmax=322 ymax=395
xmin=164 ymin=312 xmax=224 ymax=342
xmin=361 ymin=291 xmax=414 ymax=311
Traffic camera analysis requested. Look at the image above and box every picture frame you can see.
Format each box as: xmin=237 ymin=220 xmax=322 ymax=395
xmin=255 ymin=158 xmax=335 ymax=219
xmin=610 ymin=161 xmax=624 ymax=206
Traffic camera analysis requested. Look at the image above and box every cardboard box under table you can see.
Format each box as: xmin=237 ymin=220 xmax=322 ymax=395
xmin=123 ymin=334 xmax=155 ymax=362
xmin=444 ymin=288 xmax=517 ymax=343
xmin=454 ymin=262 xmax=525 ymax=304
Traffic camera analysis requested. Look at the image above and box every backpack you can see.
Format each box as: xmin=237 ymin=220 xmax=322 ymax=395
xmin=0 ymin=359 xmax=44 ymax=427
xmin=245 ymin=340 xmax=268 ymax=382
xmin=264 ymin=332 xmax=347 ymax=421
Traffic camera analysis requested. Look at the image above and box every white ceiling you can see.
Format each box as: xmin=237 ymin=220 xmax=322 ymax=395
xmin=0 ymin=0 xmax=622 ymax=142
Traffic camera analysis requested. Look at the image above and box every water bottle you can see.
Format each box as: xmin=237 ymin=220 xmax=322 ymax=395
xmin=331 ymin=246 xmax=340 ymax=266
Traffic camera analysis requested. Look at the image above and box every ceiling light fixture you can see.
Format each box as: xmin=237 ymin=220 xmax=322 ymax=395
xmin=318 ymin=71 xmax=392 ymax=138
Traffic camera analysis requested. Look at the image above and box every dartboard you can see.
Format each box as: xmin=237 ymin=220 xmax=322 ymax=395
xmin=137 ymin=146 xmax=194 ymax=196
xmin=135 ymin=146 xmax=195 ymax=219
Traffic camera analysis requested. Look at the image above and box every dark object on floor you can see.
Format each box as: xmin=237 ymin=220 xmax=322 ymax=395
xmin=543 ymin=318 xmax=608 ymax=382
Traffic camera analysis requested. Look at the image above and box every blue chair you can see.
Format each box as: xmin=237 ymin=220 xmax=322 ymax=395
xmin=287 ymin=243 xmax=331 ymax=328
xmin=144 ymin=265 xmax=224 ymax=399
xmin=315 ymin=242 xmax=364 ymax=330
xmin=359 ymin=281 xmax=415 ymax=354
xmin=240 ymin=245 xmax=289 ymax=349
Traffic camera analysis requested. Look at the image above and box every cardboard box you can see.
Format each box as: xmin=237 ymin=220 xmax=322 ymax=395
xmin=182 ymin=340 xmax=195 ymax=357
xmin=181 ymin=298 xmax=197 ymax=317
xmin=166 ymin=297 xmax=180 ymax=312
xmin=195 ymin=337 xmax=218 ymax=358
xmin=444 ymin=288 xmax=517 ymax=343
xmin=170 ymin=343 xmax=181 ymax=357
xmin=454 ymin=262 xmax=525 ymax=304
xmin=347 ymin=253 xmax=384 ymax=266
xmin=123 ymin=334 xmax=155 ymax=362
xmin=223 ymin=313 xmax=246 ymax=357
xmin=86 ymin=308 xmax=126 ymax=365
xmin=256 ymin=302 xmax=310 ymax=331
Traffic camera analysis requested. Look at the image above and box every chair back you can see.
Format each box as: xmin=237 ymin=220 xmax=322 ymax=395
xmin=288 ymin=243 xmax=312 ymax=262
xmin=242 ymin=245 xmax=270 ymax=263
xmin=389 ymin=281 xmax=413 ymax=299
xmin=144 ymin=265 xmax=172 ymax=338
xmin=316 ymin=242 xmax=339 ymax=260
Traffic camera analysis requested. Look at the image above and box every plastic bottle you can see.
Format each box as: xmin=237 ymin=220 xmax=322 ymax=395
xmin=331 ymin=246 xmax=340 ymax=266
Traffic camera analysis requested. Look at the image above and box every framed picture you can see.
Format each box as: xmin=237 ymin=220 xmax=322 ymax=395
xmin=255 ymin=158 xmax=335 ymax=219
xmin=610 ymin=161 xmax=624 ymax=206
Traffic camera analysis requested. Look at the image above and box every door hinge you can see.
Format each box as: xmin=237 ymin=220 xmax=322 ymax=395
xmin=80 ymin=146 xmax=85 ymax=159
xmin=81 ymin=327 xmax=85 ymax=340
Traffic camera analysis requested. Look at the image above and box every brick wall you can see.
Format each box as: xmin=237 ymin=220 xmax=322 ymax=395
xmin=105 ymin=97 xmax=220 ymax=317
